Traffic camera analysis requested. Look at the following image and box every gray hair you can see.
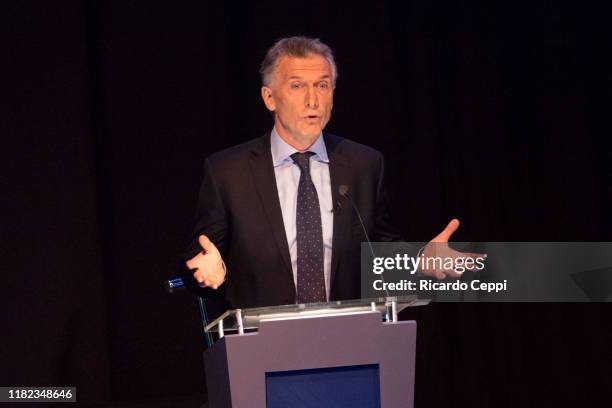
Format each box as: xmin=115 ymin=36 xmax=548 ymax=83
xmin=260 ymin=36 xmax=338 ymax=88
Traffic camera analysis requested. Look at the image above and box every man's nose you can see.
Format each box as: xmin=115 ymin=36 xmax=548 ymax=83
xmin=305 ymin=86 xmax=319 ymax=109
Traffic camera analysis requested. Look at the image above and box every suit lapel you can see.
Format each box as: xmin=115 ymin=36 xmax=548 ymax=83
xmin=249 ymin=134 xmax=294 ymax=282
xmin=325 ymin=134 xmax=353 ymax=292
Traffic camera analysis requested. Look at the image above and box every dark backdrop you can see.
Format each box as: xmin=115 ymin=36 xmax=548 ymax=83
xmin=2 ymin=1 xmax=611 ymax=406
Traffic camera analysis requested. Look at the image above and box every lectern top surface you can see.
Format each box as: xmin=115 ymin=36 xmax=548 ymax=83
xmin=205 ymin=296 xmax=428 ymax=333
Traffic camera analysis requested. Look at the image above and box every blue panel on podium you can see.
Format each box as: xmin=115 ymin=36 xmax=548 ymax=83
xmin=266 ymin=364 xmax=381 ymax=408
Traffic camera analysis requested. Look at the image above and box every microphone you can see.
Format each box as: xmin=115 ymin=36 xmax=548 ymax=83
xmin=338 ymin=185 xmax=389 ymax=298
xmin=339 ymin=185 xmax=373 ymax=253
xmin=338 ymin=184 xmax=349 ymax=198
xmin=331 ymin=199 xmax=342 ymax=214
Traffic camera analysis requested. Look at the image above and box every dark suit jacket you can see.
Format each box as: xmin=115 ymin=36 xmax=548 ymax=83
xmin=184 ymin=132 xmax=402 ymax=308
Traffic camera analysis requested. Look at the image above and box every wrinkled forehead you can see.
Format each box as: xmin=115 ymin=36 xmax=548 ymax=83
xmin=275 ymin=54 xmax=333 ymax=81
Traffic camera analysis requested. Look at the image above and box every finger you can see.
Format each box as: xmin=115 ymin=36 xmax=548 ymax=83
xmin=198 ymin=234 xmax=211 ymax=252
xmin=186 ymin=253 xmax=202 ymax=269
xmin=433 ymin=267 xmax=464 ymax=279
xmin=193 ymin=270 xmax=204 ymax=284
xmin=199 ymin=234 xmax=219 ymax=255
xmin=432 ymin=219 xmax=460 ymax=242
xmin=443 ymin=269 xmax=462 ymax=278
xmin=187 ymin=249 xmax=206 ymax=269
xmin=195 ymin=274 xmax=211 ymax=288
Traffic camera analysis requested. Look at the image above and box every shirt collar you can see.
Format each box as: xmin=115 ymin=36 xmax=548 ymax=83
xmin=270 ymin=126 xmax=329 ymax=167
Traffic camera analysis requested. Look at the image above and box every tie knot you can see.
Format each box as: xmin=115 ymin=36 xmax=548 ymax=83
xmin=291 ymin=152 xmax=315 ymax=173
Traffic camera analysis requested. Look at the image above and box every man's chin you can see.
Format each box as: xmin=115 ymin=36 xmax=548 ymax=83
xmin=297 ymin=128 xmax=322 ymax=140
xmin=303 ymin=133 xmax=322 ymax=144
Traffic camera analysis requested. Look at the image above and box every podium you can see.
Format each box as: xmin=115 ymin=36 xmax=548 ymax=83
xmin=203 ymin=296 xmax=428 ymax=408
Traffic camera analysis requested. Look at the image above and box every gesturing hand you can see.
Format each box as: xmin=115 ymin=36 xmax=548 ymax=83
xmin=421 ymin=219 xmax=486 ymax=280
xmin=186 ymin=234 xmax=225 ymax=289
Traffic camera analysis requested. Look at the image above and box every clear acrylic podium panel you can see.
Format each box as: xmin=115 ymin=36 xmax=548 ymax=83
xmin=205 ymin=296 xmax=429 ymax=334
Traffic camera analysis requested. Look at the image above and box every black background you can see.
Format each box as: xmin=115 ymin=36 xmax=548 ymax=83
xmin=2 ymin=1 xmax=611 ymax=406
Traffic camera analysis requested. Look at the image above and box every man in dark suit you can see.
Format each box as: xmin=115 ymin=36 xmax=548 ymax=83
xmin=184 ymin=37 xmax=465 ymax=309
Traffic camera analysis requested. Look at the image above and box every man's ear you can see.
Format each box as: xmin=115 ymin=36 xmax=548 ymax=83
xmin=261 ymin=86 xmax=275 ymax=112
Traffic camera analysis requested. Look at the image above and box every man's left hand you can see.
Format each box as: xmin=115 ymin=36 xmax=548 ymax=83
xmin=420 ymin=219 xmax=486 ymax=280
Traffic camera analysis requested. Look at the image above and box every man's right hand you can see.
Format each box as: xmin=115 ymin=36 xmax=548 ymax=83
xmin=186 ymin=234 xmax=225 ymax=289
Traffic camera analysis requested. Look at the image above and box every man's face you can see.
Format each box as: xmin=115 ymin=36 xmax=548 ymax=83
xmin=261 ymin=54 xmax=334 ymax=149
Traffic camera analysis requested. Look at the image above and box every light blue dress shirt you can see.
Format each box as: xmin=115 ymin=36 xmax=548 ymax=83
xmin=270 ymin=127 xmax=334 ymax=301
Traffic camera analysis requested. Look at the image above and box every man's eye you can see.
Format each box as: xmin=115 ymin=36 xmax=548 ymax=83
xmin=317 ymin=82 xmax=330 ymax=89
xmin=290 ymin=83 xmax=302 ymax=89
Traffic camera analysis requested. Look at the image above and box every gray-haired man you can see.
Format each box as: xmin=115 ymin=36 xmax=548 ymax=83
xmin=185 ymin=36 xmax=471 ymax=308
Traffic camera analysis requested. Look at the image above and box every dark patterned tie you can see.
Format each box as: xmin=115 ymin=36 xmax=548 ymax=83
xmin=291 ymin=152 xmax=326 ymax=303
